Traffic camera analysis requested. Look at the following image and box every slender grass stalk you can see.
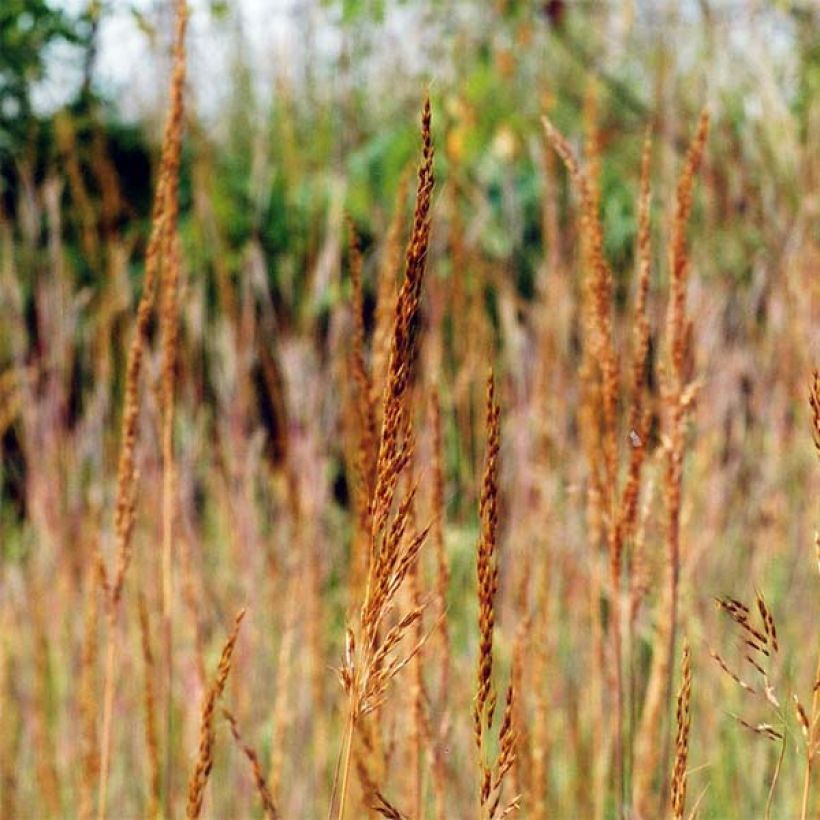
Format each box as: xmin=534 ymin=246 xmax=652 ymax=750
xmin=95 ymin=5 xmax=187 ymax=818
xmin=186 ymin=608 xmax=246 ymax=819
xmin=334 ymin=94 xmax=434 ymax=820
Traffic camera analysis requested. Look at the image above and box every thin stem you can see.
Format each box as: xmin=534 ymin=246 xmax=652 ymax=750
xmin=161 ymin=392 xmax=175 ymax=816
xmin=765 ymin=731 xmax=787 ymax=820
xmin=800 ymin=756 xmax=811 ymax=820
xmin=97 ymin=608 xmax=118 ymax=820
xmin=330 ymin=706 xmax=355 ymax=820
xmin=800 ymin=654 xmax=820 ymax=820
xmin=609 ymin=504 xmax=624 ymax=818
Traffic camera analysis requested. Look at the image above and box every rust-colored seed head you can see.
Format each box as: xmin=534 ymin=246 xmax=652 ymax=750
xmin=671 ymin=640 xmax=692 ymax=819
xmin=137 ymin=596 xmax=160 ymax=820
xmin=108 ymin=0 xmax=188 ymax=610
xmin=668 ymin=110 xmax=709 ymax=383
xmin=474 ymin=371 xmax=501 ymax=748
xmin=370 ymin=94 xmax=434 ymax=546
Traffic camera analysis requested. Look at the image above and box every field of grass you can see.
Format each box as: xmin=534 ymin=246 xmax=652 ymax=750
xmin=0 ymin=1 xmax=818 ymax=818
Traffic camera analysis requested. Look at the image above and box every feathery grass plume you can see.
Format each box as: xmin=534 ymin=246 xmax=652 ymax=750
xmin=670 ymin=640 xmax=692 ymax=820
xmin=137 ymin=595 xmax=160 ymax=820
xmin=103 ymin=0 xmax=188 ymax=611
xmin=475 ymin=371 xmax=501 ymax=757
xmin=632 ymin=110 xmax=708 ymax=818
xmin=96 ymin=5 xmax=188 ymax=818
xmin=407 ymin=481 xmax=425 ymax=820
xmin=662 ymin=109 xmax=709 ymax=671
xmin=349 ymin=220 xmax=377 ymax=486
xmin=222 ymin=709 xmax=279 ymax=820
xmin=186 ymin=607 xmax=246 ymax=819
xmin=158 ymin=1 xmax=187 ymax=803
xmin=711 ymin=590 xmax=800 ymax=816
xmin=79 ymin=567 xmax=100 ymax=820
xmin=544 ymin=102 xmax=632 ymax=812
xmin=372 ymin=170 xmax=410 ymax=421
xmin=709 ymin=650 xmax=757 ymax=695
xmin=619 ymin=131 xmax=653 ymax=551
xmin=369 ymin=95 xmax=433 ymax=544
xmin=333 ymin=95 xmax=434 ymax=820
xmin=473 ymin=371 xmax=518 ymax=819
xmin=348 ymin=220 xmax=379 ymax=598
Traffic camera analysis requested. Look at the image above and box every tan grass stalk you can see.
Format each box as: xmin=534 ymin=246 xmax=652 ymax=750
xmin=31 ymin=578 xmax=61 ymax=817
xmin=619 ymin=131 xmax=653 ymax=551
xmin=529 ymin=550 xmax=551 ymax=819
xmin=408 ymin=516 xmax=425 ymax=820
xmin=632 ymin=111 xmax=708 ymax=818
xmin=659 ymin=109 xmax=708 ymax=807
xmin=543 ymin=105 xmax=625 ymax=813
xmin=670 ymin=639 xmax=692 ymax=820
xmin=186 ymin=607 xmax=246 ymax=819
xmin=372 ymin=171 xmax=410 ymax=416
xmin=349 ymin=221 xmax=379 ymax=599
xmin=180 ymin=536 xmax=207 ymax=689
xmin=349 ymin=220 xmax=378 ymax=497
xmin=158 ymin=1 xmax=188 ymax=810
xmin=79 ymin=568 xmax=100 ymax=820
xmin=269 ymin=574 xmax=296 ymax=804
xmin=369 ymin=96 xmax=434 ymax=545
xmin=475 ymin=372 xmax=501 ymax=763
xmin=333 ymin=95 xmax=435 ymax=820
xmin=509 ymin=618 xmax=530 ymax=808
xmin=223 ymin=709 xmax=279 ymax=819
xmin=138 ymin=595 xmax=161 ymax=820
xmin=473 ymin=371 xmax=518 ymax=819
xmin=429 ymin=387 xmax=450 ymax=819
xmin=802 ymin=372 xmax=820 ymax=819
xmin=0 ymin=607 xmax=20 ymax=820
xmin=97 ymin=4 xmax=187 ymax=817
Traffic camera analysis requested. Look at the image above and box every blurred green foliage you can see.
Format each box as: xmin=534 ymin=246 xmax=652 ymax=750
xmin=1 ymin=0 xmax=818 ymax=320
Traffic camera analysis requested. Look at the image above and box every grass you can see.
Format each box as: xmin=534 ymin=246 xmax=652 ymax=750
xmin=0 ymin=2 xmax=817 ymax=819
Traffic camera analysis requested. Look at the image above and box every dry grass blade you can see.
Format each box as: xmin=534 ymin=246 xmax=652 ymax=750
xmin=186 ymin=608 xmax=246 ymax=819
